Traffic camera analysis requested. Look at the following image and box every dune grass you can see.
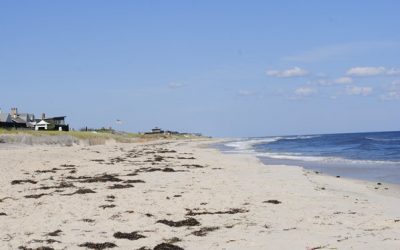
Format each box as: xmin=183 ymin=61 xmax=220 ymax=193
xmin=0 ymin=128 xmax=139 ymax=145
xmin=0 ymin=128 xmax=202 ymax=146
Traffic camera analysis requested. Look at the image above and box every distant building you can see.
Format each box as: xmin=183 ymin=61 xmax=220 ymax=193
xmin=0 ymin=108 xmax=26 ymax=128
xmin=143 ymin=127 xmax=200 ymax=137
xmin=145 ymin=127 xmax=164 ymax=134
xmin=35 ymin=120 xmax=50 ymax=131
xmin=35 ymin=113 xmax=69 ymax=131
xmin=0 ymin=108 xmax=69 ymax=131
xmin=0 ymin=112 xmax=12 ymax=123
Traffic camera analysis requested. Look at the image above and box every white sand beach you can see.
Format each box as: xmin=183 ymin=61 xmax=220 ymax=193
xmin=0 ymin=139 xmax=399 ymax=250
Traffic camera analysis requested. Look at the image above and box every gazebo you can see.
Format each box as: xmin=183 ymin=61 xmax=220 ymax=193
xmin=35 ymin=120 xmax=50 ymax=131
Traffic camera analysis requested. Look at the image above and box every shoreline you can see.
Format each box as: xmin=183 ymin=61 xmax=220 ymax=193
xmin=210 ymin=139 xmax=400 ymax=198
xmin=214 ymin=138 xmax=400 ymax=186
xmin=1 ymin=139 xmax=399 ymax=249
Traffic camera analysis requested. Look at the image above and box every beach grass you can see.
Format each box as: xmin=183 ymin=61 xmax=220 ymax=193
xmin=0 ymin=128 xmax=202 ymax=145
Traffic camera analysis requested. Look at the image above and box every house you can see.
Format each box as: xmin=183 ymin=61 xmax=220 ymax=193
xmin=0 ymin=108 xmax=69 ymax=131
xmin=9 ymin=108 xmax=36 ymax=128
xmin=145 ymin=127 xmax=165 ymax=134
xmin=35 ymin=113 xmax=69 ymax=131
xmin=16 ymin=113 xmax=36 ymax=128
xmin=0 ymin=111 xmax=12 ymax=123
xmin=0 ymin=108 xmax=26 ymax=128
xmin=35 ymin=120 xmax=50 ymax=131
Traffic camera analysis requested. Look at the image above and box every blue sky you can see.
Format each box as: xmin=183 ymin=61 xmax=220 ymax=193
xmin=1 ymin=1 xmax=399 ymax=137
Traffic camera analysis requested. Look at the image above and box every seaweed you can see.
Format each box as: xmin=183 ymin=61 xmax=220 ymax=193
xmin=186 ymin=208 xmax=248 ymax=216
xmin=157 ymin=218 xmax=200 ymax=227
xmin=24 ymin=193 xmax=50 ymax=199
xmin=263 ymin=200 xmax=282 ymax=204
xmin=192 ymin=226 xmax=219 ymax=236
xmin=156 ymin=149 xmax=177 ymax=153
xmin=153 ymin=243 xmax=184 ymax=250
xmin=99 ymin=204 xmax=116 ymax=209
xmin=11 ymin=179 xmax=37 ymax=185
xmin=108 ymin=184 xmax=134 ymax=189
xmin=18 ymin=247 xmax=54 ymax=250
xmin=113 ymin=231 xmax=146 ymax=240
xmin=80 ymin=174 xmax=123 ymax=183
xmin=154 ymin=156 xmax=164 ymax=162
xmin=62 ymin=189 xmax=96 ymax=196
xmin=60 ymin=164 xmax=76 ymax=168
xmin=46 ymin=230 xmax=62 ymax=236
xmin=91 ymin=159 xmax=105 ymax=162
xmin=37 ymin=182 xmax=75 ymax=190
xmin=182 ymin=164 xmax=204 ymax=169
xmin=162 ymin=168 xmax=176 ymax=172
xmin=78 ymin=242 xmax=117 ymax=249
xmin=123 ymin=180 xmax=145 ymax=184
xmin=82 ymin=218 xmax=95 ymax=222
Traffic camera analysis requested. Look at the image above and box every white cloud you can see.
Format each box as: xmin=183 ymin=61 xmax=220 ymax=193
xmin=266 ymin=67 xmax=308 ymax=78
xmin=237 ymin=90 xmax=256 ymax=96
xmin=334 ymin=77 xmax=353 ymax=84
xmin=380 ymin=91 xmax=400 ymax=100
xmin=294 ymin=87 xmax=317 ymax=96
xmin=346 ymin=66 xmax=400 ymax=76
xmin=312 ymin=78 xmax=330 ymax=86
xmin=380 ymin=80 xmax=400 ymax=100
xmin=345 ymin=86 xmax=373 ymax=96
xmin=346 ymin=67 xmax=386 ymax=76
xmin=168 ymin=82 xmax=185 ymax=89
xmin=387 ymin=68 xmax=400 ymax=75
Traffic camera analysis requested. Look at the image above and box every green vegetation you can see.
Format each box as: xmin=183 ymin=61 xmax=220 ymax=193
xmin=0 ymin=128 xmax=137 ymax=143
xmin=0 ymin=128 xmax=204 ymax=146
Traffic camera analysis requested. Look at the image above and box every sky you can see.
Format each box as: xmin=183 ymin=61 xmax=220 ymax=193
xmin=1 ymin=1 xmax=400 ymax=137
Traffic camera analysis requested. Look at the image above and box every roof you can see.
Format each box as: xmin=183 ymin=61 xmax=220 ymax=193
xmin=0 ymin=113 xmax=11 ymax=122
xmin=12 ymin=117 xmax=26 ymax=124
xmin=36 ymin=120 xmax=50 ymax=125
xmin=44 ymin=116 xmax=66 ymax=120
xmin=17 ymin=113 xmax=35 ymax=122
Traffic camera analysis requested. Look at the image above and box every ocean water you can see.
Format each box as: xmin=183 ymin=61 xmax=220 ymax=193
xmin=220 ymin=131 xmax=400 ymax=185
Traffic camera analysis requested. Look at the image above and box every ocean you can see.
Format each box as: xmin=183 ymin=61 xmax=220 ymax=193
xmin=220 ymin=131 xmax=400 ymax=185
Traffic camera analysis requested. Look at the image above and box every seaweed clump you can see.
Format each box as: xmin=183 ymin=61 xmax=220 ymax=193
xmin=157 ymin=218 xmax=200 ymax=227
xmin=113 ymin=231 xmax=145 ymax=240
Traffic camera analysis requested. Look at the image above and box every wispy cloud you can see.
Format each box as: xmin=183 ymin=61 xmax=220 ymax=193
xmin=345 ymin=86 xmax=373 ymax=96
xmin=346 ymin=66 xmax=400 ymax=77
xmin=380 ymin=80 xmax=400 ymax=100
xmin=168 ymin=82 xmax=185 ymax=89
xmin=237 ymin=90 xmax=256 ymax=97
xmin=266 ymin=67 xmax=308 ymax=78
xmin=387 ymin=69 xmax=400 ymax=75
xmin=308 ymin=76 xmax=352 ymax=86
xmin=283 ymin=41 xmax=400 ymax=63
xmin=309 ymin=78 xmax=330 ymax=86
xmin=334 ymin=77 xmax=353 ymax=84
xmin=294 ymin=86 xmax=317 ymax=97
xmin=380 ymin=91 xmax=400 ymax=100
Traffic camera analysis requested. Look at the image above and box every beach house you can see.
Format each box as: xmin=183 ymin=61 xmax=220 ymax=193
xmin=35 ymin=113 xmax=69 ymax=131
xmin=0 ymin=111 xmax=12 ymax=123
xmin=0 ymin=108 xmax=69 ymax=131
xmin=0 ymin=108 xmax=26 ymax=128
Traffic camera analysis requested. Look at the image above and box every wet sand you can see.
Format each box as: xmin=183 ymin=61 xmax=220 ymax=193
xmin=0 ymin=139 xmax=399 ymax=249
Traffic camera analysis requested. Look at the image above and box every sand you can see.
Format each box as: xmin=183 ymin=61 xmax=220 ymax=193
xmin=0 ymin=139 xmax=399 ymax=250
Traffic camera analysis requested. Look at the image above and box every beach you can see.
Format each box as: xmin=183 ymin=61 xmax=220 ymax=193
xmin=1 ymin=139 xmax=399 ymax=250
